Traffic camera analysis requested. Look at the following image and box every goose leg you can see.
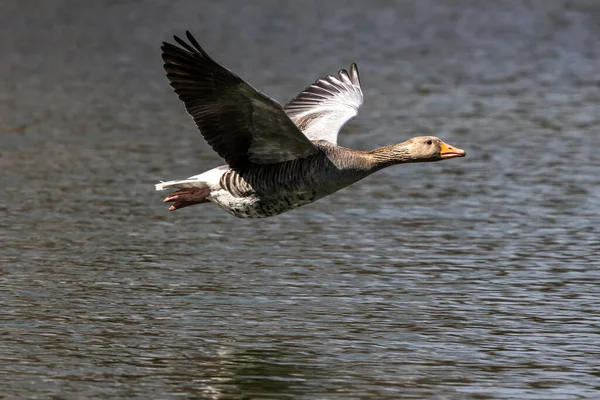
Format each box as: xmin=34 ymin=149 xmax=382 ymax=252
xmin=163 ymin=187 xmax=211 ymax=211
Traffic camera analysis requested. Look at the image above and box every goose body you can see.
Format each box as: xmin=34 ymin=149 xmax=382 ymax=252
xmin=155 ymin=31 xmax=466 ymax=219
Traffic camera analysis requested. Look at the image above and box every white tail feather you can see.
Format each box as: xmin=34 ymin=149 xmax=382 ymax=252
xmin=155 ymin=165 xmax=228 ymax=191
xmin=155 ymin=179 xmax=209 ymax=191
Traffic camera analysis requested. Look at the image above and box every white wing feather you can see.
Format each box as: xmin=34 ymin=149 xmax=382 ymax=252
xmin=284 ymin=63 xmax=363 ymax=145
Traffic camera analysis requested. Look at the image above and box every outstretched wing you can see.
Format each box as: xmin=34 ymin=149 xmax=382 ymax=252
xmin=162 ymin=31 xmax=318 ymax=168
xmin=284 ymin=63 xmax=363 ymax=145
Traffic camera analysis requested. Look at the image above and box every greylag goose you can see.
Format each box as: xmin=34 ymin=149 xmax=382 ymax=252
xmin=155 ymin=31 xmax=466 ymax=218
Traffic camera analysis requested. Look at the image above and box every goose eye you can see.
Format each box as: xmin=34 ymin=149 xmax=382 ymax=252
xmin=426 ymin=140 xmax=432 ymax=145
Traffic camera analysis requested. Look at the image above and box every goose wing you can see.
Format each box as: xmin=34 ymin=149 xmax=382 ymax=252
xmin=284 ymin=63 xmax=363 ymax=145
xmin=162 ymin=31 xmax=318 ymax=168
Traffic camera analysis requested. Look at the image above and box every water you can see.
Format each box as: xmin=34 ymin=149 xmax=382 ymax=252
xmin=2 ymin=0 xmax=600 ymax=398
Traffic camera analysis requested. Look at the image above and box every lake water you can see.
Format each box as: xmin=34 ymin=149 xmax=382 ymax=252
xmin=1 ymin=0 xmax=600 ymax=398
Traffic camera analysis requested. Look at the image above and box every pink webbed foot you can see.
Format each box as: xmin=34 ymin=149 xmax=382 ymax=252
xmin=163 ymin=187 xmax=211 ymax=211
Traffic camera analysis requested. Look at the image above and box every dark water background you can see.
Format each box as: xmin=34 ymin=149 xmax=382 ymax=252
xmin=2 ymin=1 xmax=600 ymax=398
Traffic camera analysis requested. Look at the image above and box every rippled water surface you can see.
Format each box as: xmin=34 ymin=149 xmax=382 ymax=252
xmin=2 ymin=1 xmax=600 ymax=398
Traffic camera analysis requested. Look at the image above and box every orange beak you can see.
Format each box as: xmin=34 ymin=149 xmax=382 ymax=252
xmin=439 ymin=141 xmax=466 ymax=159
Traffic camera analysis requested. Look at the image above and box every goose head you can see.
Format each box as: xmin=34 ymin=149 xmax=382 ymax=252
xmin=368 ymin=136 xmax=465 ymax=167
xmin=401 ymin=136 xmax=466 ymax=162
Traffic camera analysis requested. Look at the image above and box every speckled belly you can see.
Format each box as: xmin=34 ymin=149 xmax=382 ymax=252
xmin=209 ymin=189 xmax=319 ymax=219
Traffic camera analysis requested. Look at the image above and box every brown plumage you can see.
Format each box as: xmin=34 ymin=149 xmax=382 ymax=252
xmin=155 ymin=31 xmax=466 ymax=218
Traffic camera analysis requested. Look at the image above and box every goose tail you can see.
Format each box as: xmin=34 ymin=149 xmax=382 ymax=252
xmin=155 ymin=179 xmax=209 ymax=191
xmin=155 ymin=165 xmax=228 ymax=191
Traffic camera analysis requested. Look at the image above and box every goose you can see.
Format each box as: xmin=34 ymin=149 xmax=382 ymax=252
xmin=155 ymin=31 xmax=466 ymax=219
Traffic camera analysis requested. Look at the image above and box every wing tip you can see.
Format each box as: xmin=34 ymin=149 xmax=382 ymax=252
xmin=334 ymin=63 xmax=361 ymax=88
xmin=349 ymin=63 xmax=360 ymax=87
xmin=163 ymin=30 xmax=211 ymax=60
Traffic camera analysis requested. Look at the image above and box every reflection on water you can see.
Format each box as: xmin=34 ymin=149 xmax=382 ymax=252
xmin=1 ymin=0 xmax=600 ymax=398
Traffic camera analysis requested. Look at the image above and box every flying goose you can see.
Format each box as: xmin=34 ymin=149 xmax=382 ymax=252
xmin=155 ymin=31 xmax=466 ymax=219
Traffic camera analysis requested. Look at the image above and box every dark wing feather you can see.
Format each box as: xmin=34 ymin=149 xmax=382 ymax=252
xmin=162 ymin=31 xmax=317 ymax=168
